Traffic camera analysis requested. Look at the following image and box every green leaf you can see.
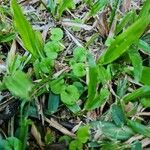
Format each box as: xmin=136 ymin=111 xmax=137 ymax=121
xmin=73 ymin=82 xmax=85 ymax=95
xmin=50 ymin=78 xmax=65 ymax=94
xmin=89 ymin=0 xmax=108 ymax=16
xmin=116 ymin=78 xmax=128 ymax=98
xmin=50 ymin=28 xmax=63 ymax=41
xmin=0 ymin=33 xmax=16 ymax=43
xmin=48 ymin=92 xmax=60 ymax=114
xmin=137 ymin=40 xmax=150 ymax=54
xmin=4 ymin=70 xmax=33 ymax=100
xmin=98 ymin=65 xmax=111 ymax=84
xmin=111 ymin=104 xmax=126 ymax=127
xmin=85 ymin=53 xmax=98 ymax=107
xmin=6 ymin=53 xmax=22 ymax=74
xmin=90 ymin=121 xmax=134 ymax=140
xmin=44 ymin=41 xmax=61 ymax=59
xmin=57 ymin=0 xmax=75 ymax=18
xmin=19 ymin=118 xmax=31 ymax=150
xmin=39 ymin=58 xmax=53 ymax=74
xmin=98 ymin=11 xmax=150 ymax=64
xmin=140 ymin=97 xmax=150 ymax=107
xmin=140 ymin=66 xmax=150 ymax=85
xmin=84 ymin=86 xmax=109 ymax=110
xmin=44 ymin=129 xmax=55 ymax=144
xmin=77 ymin=125 xmax=90 ymax=143
xmin=47 ymin=0 xmax=56 ymax=15
xmin=1 ymin=137 xmax=22 ymax=150
xmin=100 ymin=141 xmax=120 ymax=150
xmin=123 ymin=86 xmax=150 ymax=103
xmin=139 ymin=0 xmax=150 ymax=18
xmin=128 ymin=48 xmax=143 ymax=81
xmin=127 ymin=119 xmax=150 ymax=137
xmin=73 ymin=47 xmax=87 ymax=62
xmin=11 ymin=0 xmax=44 ymax=59
xmin=59 ymin=135 xmax=72 ymax=145
xmin=131 ymin=141 xmax=142 ymax=150
xmin=72 ymin=63 xmax=86 ymax=77
xmin=69 ymin=140 xmax=82 ymax=150
xmin=67 ymin=103 xmax=81 ymax=114
xmin=61 ymin=85 xmax=80 ymax=105
xmin=44 ymin=41 xmax=61 ymax=52
xmin=116 ymin=11 xmax=135 ymax=35
xmin=109 ymin=0 xmax=120 ymax=27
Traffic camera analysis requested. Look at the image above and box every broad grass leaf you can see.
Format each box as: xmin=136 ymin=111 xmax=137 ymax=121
xmin=84 ymin=86 xmax=109 ymax=110
xmin=140 ymin=66 xmax=150 ymax=85
xmin=128 ymin=48 xmax=143 ymax=82
xmin=141 ymin=33 xmax=150 ymax=44
xmin=139 ymin=0 xmax=150 ymax=18
xmin=85 ymin=53 xmax=98 ymax=108
xmin=57 ymin=0 xmax=75 ymax=18
xmin=98 ymin=14 xmax=150 ymax=65
xmin=0 ymin=33 xmax=16 ymax=43
xmin=4 ymin=70 xmax=33 ymax=100
xmin=127 ymin=120 xmax=150 ymax=137
xmin=109 ymin=0 xmax=121 ymax=27
xmin=11 ymin=0 xmax=44 ymax=59
xmin=6 ymin=53 xmax=22 ymax=74
xmin=90 ymin=0 xmax=108 ymax=16
xmin=115 ymin=11 xmax=135 ymax=35
xmin=90 ymin=121 xmax=134 ymax=140
xmin=123 ymin=86 xmax=150 ymax=103
xmin=61 ymin=85 xmax=80 ymax=105
xmin=77 ymin=125 xmax=90 ymax=143
xmin=19 ymin=118 xmax=32 ymax=150
xmin=98 ymin=65 xmax=111 ymax=84
xmin=111 ymin=104 xmax=126 ymax=127
xmin=137 ymin=40 xmax=150 ymax=54
xmin=140 ymin=97 xmax=150 ymax=108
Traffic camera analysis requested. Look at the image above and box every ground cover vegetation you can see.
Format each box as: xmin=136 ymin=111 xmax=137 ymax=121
xmin=0 ymin=0 xmax=150 ymax=149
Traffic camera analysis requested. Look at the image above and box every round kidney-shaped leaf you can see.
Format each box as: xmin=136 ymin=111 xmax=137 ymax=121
xmin=50 ymin=28 xmax=63 ymax=41
xmin=61 ymin=85 xmax=80 ymax=105
xmin=73 ymin=47 xmax=87 ymax=62
xmin=72 ymin=63 xmax=86 ymax=77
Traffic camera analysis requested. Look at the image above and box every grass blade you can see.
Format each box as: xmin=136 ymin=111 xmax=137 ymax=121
xmin=89 ymin=0 xmax=108 ymax=16
xmin=127 ymin=120 xmax=150 ymax=138
xmin=140 ymin=66 xmax=150 ymax=85
xmin=84 ymin=53 xmax=98 ymax=108
xmin=128 ymin=47 xmax=143 ymax=82
xmin=84 ymin=86 xmax=109 ymax=110
xmin=97 ymin=0 xmax=150 ymax=65
xmin=11 ymin=0 xmax=44 ymax=59
xmin=123 ymin=86 xmax=150 ymax=103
